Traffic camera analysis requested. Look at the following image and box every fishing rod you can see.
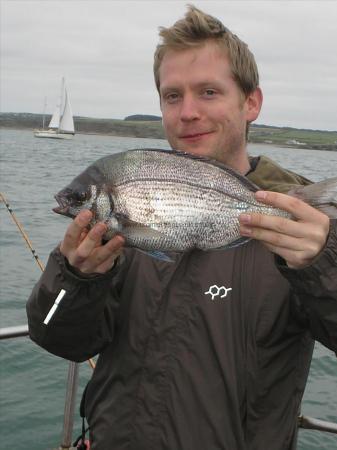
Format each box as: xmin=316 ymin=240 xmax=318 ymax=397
xmin=0 ymin=192 xmax=45 ymax=271
xmin=0 ymin=192 xmax=96 ymax=370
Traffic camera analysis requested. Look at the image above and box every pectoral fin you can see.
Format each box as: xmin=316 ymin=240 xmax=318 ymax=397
xmin=115 ymin=213 xmax=168 ymax=240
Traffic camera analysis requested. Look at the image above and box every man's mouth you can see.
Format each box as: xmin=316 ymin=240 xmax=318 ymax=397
xmin=180 ymin=131 xmax=214 ymax=141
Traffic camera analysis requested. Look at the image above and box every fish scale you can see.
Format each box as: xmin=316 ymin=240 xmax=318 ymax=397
xmin=53 ymin=148 xmax=336 ymax=254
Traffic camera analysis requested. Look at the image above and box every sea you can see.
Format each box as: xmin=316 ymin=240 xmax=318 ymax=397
xmin=0 ymin=129 xmax=336 ymax=450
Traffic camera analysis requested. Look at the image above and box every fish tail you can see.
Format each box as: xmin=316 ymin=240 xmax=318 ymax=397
xmin=288 ymin=177 xmax=337 ymax=218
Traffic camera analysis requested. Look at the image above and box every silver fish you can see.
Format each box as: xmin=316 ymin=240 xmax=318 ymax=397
xmin=53 ymin=149 xmax=337 ymax=255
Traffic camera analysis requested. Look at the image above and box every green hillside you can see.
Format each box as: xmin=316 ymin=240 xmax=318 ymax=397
xmin=1 ymin=113 xmax=336 ymax=151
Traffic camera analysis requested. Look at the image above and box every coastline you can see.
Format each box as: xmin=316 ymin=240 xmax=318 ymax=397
xmin=1 ymin=113 xmax=336 ymax=151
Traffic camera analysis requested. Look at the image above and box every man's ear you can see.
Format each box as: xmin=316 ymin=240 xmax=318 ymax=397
xmin=245 ymin=87 xmax=263 ymax=122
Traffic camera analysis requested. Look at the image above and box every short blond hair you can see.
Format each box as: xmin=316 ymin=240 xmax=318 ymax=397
xmin=154 ymin=5 xmax=259 ymax=97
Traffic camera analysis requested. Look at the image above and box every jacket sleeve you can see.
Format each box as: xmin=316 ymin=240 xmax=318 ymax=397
xmin=26 ymin=246 xmax=126 ymax=362
xmin=276 ymin=219 xmax=337 ymax=353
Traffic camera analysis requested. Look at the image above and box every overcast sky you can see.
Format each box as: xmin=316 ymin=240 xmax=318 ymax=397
xmin=1 ymin=0 xmax=337 ymax=131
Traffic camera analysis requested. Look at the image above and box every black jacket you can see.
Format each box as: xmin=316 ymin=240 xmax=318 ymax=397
xmin=27 ymin=156 xmax=337 ymax=450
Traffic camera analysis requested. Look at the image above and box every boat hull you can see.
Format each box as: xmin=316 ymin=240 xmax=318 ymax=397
xmin=34 ymin=130 xmax=74 ymax=140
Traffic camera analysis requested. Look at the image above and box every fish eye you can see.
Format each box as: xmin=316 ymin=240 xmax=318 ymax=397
xmin=74 ymin=191 xmax=88 ymax=203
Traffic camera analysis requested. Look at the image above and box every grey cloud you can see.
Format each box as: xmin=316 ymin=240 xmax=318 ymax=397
xmin=2 ymin=0 xmax=336 ymax=130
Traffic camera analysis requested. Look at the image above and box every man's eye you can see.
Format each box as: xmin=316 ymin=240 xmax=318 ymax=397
xmin=165 ymin=93 xmax=179 ymax=103
xmin=204 ymin=89 xmax=216 ymax=97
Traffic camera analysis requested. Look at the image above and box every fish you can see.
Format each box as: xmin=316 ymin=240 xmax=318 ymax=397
xmin=53 ymin=148 xmax=337 ymax=258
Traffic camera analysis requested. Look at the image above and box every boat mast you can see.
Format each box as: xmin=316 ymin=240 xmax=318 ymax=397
xmin=42 ymin=96 xmax=47 ymax=130
xmin=58 ymin=77 xmax=65 ymax=133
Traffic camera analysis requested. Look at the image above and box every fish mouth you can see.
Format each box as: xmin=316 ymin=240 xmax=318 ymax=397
xmin=53 ymin=194 xmax=73 ymax=217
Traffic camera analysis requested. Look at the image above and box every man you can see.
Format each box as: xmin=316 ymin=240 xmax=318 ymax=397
xmin=27 ymin=6 xmax=337 ymax=450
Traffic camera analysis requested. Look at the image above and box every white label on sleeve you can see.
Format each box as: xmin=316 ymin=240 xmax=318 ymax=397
xmin=43 ymin=289 xmax=66 ymax=325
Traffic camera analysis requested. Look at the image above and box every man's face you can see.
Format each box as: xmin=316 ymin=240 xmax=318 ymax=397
xmin=159 ymin=41 xmax=262 ymax=172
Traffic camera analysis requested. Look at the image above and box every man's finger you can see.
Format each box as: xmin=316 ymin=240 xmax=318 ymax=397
xmin=239 ymin=224 xmax=305 ymax=251
xmin=255 ymin=191 xmax=323 ymax=222
xmin=75 ymin=222 xmax=107 ymax=262
xmin=79 ymin=229 xmax=89 ymax=243
xmin=260 ymin=244 xmax=310 ymax=269
xmin=61 ymin=210 xmax=93 ymax=252
xmin=75 ymin=235 xmax=125 ymax=273
xmin=103 ymin=234 xmax=126 ymax=252
xmin=95 ymin=248 xmax=124 ymax=274
xmin=239 ymin=213 xmax=304 ymax=238
xmin=90 ymin=235 xmax=125 ymax=267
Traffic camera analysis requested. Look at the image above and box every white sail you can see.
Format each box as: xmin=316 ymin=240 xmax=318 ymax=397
xmin=48 ymin=78 xmax=63 ymax=129
xmin=59 ymin=88 xmax=74 ymax=134
xmin=48 ymin=108 xmax=61 ymax=129
xmin=35 ymin=77 xmax=75 ymax=139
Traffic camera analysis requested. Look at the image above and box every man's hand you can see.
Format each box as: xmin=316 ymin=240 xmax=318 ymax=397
xmin=60 ymin=209 xmax=125 ymax=274
xmin=239 ymin=191 xmax=330 ymax=269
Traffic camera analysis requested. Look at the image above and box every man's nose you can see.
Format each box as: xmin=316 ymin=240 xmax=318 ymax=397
xmin=180 ymin=95 xmax=201 ymax=122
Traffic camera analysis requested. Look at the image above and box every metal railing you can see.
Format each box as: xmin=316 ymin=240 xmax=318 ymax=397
xmin=0 ymin=325 xmax=29 ymax=339
xmin=1 ymin=325 xmax=337 ymax=450
xmin=1 ymin=326 xmax=79 ymax=449
xmin=298 ymin=415 xmax=337 ymax=434
xmin=61 ymin=362 xmax=80 ymax=449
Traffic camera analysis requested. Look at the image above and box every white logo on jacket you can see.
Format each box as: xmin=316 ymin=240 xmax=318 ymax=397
xmin=204 ymin=285 xmax=232 ymax=301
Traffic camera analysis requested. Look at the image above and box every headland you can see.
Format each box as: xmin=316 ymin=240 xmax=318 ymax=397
xmin=1 ymin=113 xmax=336 ymax=151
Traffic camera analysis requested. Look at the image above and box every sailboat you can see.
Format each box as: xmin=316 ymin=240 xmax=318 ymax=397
xmin=34 ymin=78 xmax=75 ymax=139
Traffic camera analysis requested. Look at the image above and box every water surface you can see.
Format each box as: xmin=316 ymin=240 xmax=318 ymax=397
xmin=1 ymin=129 xmax=336 ymax=449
